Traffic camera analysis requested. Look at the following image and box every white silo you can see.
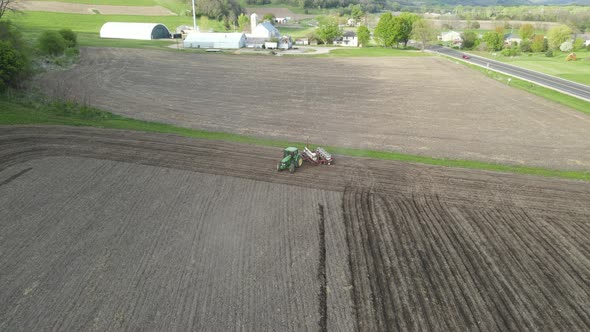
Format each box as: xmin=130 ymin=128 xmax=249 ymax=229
xmin=250 ymin=13 xmax=258 ymax=33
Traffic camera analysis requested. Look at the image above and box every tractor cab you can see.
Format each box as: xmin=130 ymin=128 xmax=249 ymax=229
xmin=277 ymin=147 xmax=303 ymax=173
xmin=284 ymin=147 xmax=298 ymax=158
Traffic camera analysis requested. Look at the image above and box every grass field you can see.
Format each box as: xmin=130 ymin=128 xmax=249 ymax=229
xmin=321 ymin=47 xmax=431 ymax=57
xmin=457 ymin=60 xmax=590 ymax=115
xmin=7 ymin=11 xmax=194 ymax=34
xmin=471 ymin=50 xmax=590 ymax=85
xmin=2 ymin=95 xmax=589 ymax=181
xmin=33 ymin=0 xmax=156 ymax=5
xmin=31 ymin=0 xmax=186 ymax=12
xmin=277 ymin=26 xmax=315 ymax=38
xmin=5 ymin=11 xmax=217 ymax=47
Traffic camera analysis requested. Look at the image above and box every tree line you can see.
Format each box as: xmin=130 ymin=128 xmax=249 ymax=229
xmin=462 ymin=23 xmax=589 ymax=57
xmin=1 ymin=2 xmax=80 ymax=92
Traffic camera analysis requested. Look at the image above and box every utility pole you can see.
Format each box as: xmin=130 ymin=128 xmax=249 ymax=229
xmin=192 ymin=0 xmax=197 ymax=31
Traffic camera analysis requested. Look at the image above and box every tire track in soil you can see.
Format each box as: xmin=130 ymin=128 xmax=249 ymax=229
xmin=448 ymin=207 xmax=531 ymax=331
xmin=465 ymin=208 xmax=553 ymax=330
xmin=317 ymin=204 xmax=327 ymax=332
xmin=0 ymin=167 xmax=32 ymax=187
xmin=342 ymin=189 xmax=590 ymax=331
xmin=410 ymin=194 xmax=467 ymax=331
xmin=509 ymin=207 xmax=590 ymax=329
xmin=498 ymin=206 xmax=590 ymax=328
xmin=420 ymin=197 xmax=486 ymax=331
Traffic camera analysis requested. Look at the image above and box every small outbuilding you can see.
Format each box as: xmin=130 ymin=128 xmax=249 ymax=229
xmin=439 ymin=30 xmax=461 ymax=43
xmin=504 ymin=33 xmax=522 ymax=45
xmin=100 ymin=22 xmax=171 ymax=40
xmin=184 ymin=32 xmax=246 ymax=49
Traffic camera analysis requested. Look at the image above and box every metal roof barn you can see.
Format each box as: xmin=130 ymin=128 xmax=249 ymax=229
xmin=183 ymin=32 xmax=246 ymax=49
xmin=251 ymin=21 xmax=280 ymax=39
xmin=100 ymin=22 xmax=171 ymax=40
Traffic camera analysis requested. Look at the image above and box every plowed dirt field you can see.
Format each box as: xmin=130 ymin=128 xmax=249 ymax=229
xmin=1 ymin=126 xmax=590 ymax=330
xmin=34 ymin=48 xmax=590 ymax=170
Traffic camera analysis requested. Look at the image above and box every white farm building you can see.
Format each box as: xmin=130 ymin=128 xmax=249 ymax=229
xmin=439 ymin=30 xmax=461 ymax=43
xmin=183 ymin=32 xmax=246 ymax=49
xmin=251 ymin=21 xmax=280 ymax=39
xmin=100 ymin=22 xmax=171 ymax=40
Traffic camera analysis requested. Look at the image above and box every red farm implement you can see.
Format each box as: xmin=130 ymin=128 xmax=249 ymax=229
xmin=301 ymin=147 xmax=335 ymax=165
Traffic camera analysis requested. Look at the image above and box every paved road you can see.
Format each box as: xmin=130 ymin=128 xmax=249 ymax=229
xmin=430 ymin=46 xmax=590 ymax=102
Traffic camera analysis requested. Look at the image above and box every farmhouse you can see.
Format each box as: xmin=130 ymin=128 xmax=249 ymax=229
xmin=439 ymin=30 xmax=461 ymax=43
xmin=347 ymin=18 xmax=359 ymax=27
xmin=505 ymin=33 xmax=522 ymax=45
xmin=334 ymin=31 xmax=358 ymax=47
xmin=100 ymin=22 xmax=171 ymax=40
xmin=183 ymin=32 xmax=246 ymax=49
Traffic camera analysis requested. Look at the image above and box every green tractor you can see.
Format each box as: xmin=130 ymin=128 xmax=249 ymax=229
xmin=277 ymin=147 xmax=303 ymax=173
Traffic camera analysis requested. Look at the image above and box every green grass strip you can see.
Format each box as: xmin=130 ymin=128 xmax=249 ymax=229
xmin=2 ymin=96 xmax=589 ymax=182
xmin=319 ymin=47 xmax=431 ymax=58
xmin=445 ymin=56 xmax=590 ymax=115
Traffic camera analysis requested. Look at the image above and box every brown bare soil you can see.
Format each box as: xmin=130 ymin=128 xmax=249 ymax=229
xmin=15 ymin=1 xmax=175 ymax=15
xmin=34 ymin=48 xmax=590 ymax=170
xmin=1 ymin=126 xmax=590 ymax=330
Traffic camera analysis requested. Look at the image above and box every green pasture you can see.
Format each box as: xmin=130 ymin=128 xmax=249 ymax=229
xmin=32 ymin=0 xmax=157 ymax=5
xmin=4 ymin=11 xmax=224 ymax=48
xmin=6 ymin=11 xmax=194 ymax=34
xmin=471 ymin=50 xmax=590 ymax=86
xmin=29 ymin=0 xmax=187 ymax=12
xmin=321 ymin=47 xmax=432 ymax=57
xmin=455 ymin=59 xmax=590 ymax=115
xmin=277 ymin=26 xmax=315 ymax=38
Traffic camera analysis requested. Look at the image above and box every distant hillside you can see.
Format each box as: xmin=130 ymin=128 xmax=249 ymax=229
xmin=414 ymin=0 xmax=528 ymax=5
xmin=529 ymin=0 xmax=590 ymax=4
xmin=397 ymin=0 xmax=590 ymax=6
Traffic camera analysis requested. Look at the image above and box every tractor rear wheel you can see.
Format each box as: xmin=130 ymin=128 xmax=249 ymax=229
xmin=289 ymin=162 xmax=295 ymax=173
xmin=297 ymin=157 xmax=303 ymax=168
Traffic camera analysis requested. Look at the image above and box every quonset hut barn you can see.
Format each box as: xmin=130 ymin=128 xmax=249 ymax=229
xmin=100 ymin=22 xmax=171 ymax=40
xmin=183 ymin=32 xmax=246 ymax=49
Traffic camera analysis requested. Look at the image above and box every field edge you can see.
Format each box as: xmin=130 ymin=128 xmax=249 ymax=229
xmin=2 ymin=95 xmax=589 ymax=182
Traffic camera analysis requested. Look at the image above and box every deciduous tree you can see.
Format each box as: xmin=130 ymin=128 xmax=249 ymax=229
xmin=531 ymin=34 xmax=546 ymax=52
xmin=357 ymin=25 xmax=370 ymax=47
xmin=393 ymin=13 xmax=419 ymax=48
xmin=519 ymin=23 xmax=534 ymax=40
xmin=374 ymin=12 xmax=395 ymax=47
xmin=411 ymin=19 xmax=436 ymax=50
xmin=483 ymin=31 xmax=503 ymax=51
xmin=0 ymin=0 xmax=17 ymax=21
xmin=0 ymin=40 xmax=26 ymax=91
xmin=461 ymin=31 xmax=478 ymax=50
xmin=237 ymin=13 xmax=249 ymax=32
xmin=262 ymin=13 xmax=276 ymax=24
xmin=316 ymin=16 xmax=341 ymax=45
xmin=547 ymin=24 xmax=573 ymax=50
xmin=350 ymin=4 xmax=363 ymax=22
xmin=199 ymin=16 xmax=210 ymax=31
xmin=37 ymin=31 xmax=66 ymax=56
